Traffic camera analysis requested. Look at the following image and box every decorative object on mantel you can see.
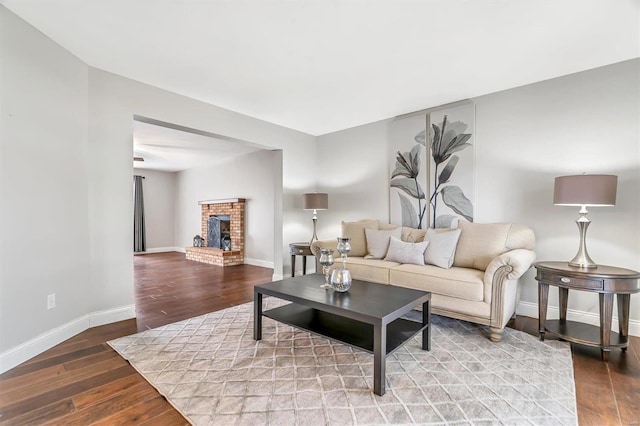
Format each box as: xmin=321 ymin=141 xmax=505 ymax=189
xmin=331 ymin=237 xmax=352 ymax=292
xmin=192 ymin=235 xmax=204 ymax=247
xmin=553 ymin=174 xmax=617 ymax=268
xmin=303 ymin=193 xmax=328 ymax=245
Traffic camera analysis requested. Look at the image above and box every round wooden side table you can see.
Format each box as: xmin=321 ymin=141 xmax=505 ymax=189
xmin=534 ymin=261 xmax=640 ymax=361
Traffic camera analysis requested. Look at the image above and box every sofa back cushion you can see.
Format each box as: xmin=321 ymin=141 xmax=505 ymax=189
xmin=505 ymin=223 xmax=536 ymax=250
xmin=342 ymin=219 xmax=379 ymax=256
xmin=453 ymin=222 xmax=511 ymax=271
xmin=401 ymin=227 xmax=427 ymax=243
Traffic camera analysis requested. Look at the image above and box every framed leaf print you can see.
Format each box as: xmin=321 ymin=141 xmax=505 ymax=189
xmin=427 ymin=102 xmax=475 ymax=228
xmin=389 ymin=114 xmax=428 ymax=229
xmin=389 ymin=101 xmax=475 ymax=230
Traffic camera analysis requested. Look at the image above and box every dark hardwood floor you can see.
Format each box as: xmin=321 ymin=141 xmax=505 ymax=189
xmin=1 ymin=252 xmax=638 ymax=425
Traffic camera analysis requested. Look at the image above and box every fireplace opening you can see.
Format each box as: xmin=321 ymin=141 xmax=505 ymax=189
xmin=207 ymin=215 xmax=231 ymax=250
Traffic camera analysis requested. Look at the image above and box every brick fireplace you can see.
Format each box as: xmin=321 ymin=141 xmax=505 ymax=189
xmin=185 ymin=198 xmax=245 ymax=267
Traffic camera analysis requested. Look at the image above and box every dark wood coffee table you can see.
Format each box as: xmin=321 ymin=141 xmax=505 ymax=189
xmin=253 ymin=274 xmax=431 ymax=396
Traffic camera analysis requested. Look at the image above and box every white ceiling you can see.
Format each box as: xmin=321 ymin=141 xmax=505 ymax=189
xmin=3 ymin=0 xmax=639 ymax=136
xmin=133 ymin=120 xmax=263 ymax=172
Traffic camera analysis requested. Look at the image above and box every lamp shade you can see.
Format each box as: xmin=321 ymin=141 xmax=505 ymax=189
xmin=303 ymin=193 xmax=328 ymax=210
xmin=553 ymin=175 xmax=617 ymax=206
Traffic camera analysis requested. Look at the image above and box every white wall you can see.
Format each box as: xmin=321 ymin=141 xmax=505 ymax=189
xmin=316 ymin=59 xmax=640 ymax=325
xmin=175 ymin=150 xmax=277 ymax=267
xmin=0 ymin=7 xmax=90 ymax=352
xmin=316 ymin=119 xmax=393 ymax=240
xmin=1 ymin=6 xmax=316 ymax=371
xmin=473 ymin=59 xmax=640 ymax=319
xmin=134 ymin=169 xmax=177 ymax=251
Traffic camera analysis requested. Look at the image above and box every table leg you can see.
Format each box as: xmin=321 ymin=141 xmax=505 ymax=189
xmin=291 ymin=255 xmax=296 ymax=277
xmin=599 ymin=293 xmax=614 ymax=361
xmin=302 ymin=256 xmax=307 ymax=275
xmin=253 ymin=291 xmax=263 ymax=340
xmin=617 ymin=294 xmax=630 ymax=351
xmin=538 ymin=283 xmax=549 ymax=340
xmin=373 ymin=321 xmax=387 ymax=396
xmin=559 ymin=287 xmax=569 ymax=323
xmin=422 ymin=300 xmax=431 ymax=351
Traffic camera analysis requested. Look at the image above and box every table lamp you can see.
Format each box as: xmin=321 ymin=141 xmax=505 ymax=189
xmin=303 ymin=193 xmax=328 ymax=245
xmin=553 ymin=174 xmax=617 ymax=268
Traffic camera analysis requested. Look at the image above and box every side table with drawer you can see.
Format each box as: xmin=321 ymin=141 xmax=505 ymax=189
xmin=289 ymin=242 xmax=314 ymax=277
xmin=534 ymin=261 xmax=640 ymax=361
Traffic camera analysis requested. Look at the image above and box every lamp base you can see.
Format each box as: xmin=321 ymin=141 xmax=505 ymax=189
xmin=568 ymin=210 xmax=597 ymax=269
xmin=309 ymin=216 xmax=318 ymax=246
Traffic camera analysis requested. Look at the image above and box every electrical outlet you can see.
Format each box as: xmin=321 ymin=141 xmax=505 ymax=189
xmin=47 ymin=293 xmax=56 ymax=310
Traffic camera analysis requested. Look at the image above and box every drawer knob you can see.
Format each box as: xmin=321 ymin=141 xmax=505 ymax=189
xmin=560 ymin=277 xmax=571 ymax=283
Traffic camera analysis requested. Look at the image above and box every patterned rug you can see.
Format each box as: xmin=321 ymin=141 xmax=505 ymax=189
xmin=108 ymin=298 xmax=577 ymax=425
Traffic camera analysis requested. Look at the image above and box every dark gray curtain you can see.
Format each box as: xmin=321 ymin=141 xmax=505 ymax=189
xmin=133 ymin=175 xmax=146 ymax=252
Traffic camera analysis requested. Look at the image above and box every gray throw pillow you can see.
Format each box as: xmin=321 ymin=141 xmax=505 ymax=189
xmin=423 ymin=228 xmax=462 ymax=269
xmin=384 ymin=236 xmax=429 ymax=265
xmin=365 ymin=227 xmax=402 ymax=259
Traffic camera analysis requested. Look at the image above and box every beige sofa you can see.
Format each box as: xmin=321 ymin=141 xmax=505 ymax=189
xmin=312 ymin=220 xmax=535 ymax=342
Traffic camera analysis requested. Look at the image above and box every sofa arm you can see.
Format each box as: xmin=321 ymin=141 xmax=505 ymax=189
xmin=310 ymin=239 xmax=338 ymax=258
xmin=483 ymin=249 xmax=536 ymax=333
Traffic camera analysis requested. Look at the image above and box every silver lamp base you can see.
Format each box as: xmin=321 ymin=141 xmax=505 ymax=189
xmin=568 ymin=210 xmax=597 ymax=269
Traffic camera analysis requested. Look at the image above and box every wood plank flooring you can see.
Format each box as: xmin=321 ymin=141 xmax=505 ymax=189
xmin=1 ymin=252 xmax=639 ymax=425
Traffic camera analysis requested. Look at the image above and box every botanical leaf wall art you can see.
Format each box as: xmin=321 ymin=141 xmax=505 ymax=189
xmin=389 ymin=115 xmax=428 ymax=229
xmin=389 ymin=102 xmax=475 ymax=229
xmin=428 ymin=102 xmax=475 ymax=227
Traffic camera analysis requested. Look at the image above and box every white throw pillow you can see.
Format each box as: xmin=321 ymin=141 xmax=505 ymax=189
xmin=365 ymin=227 xmax=402 ymax=259
xmin=384 ymin=237 xmax=429 ymax=265
xmin=423 ymin=228 xmax=462 ymax=269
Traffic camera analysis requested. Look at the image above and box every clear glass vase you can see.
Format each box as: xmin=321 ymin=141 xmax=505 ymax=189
xmin=331 ymin=267 xmax=352 ymax=292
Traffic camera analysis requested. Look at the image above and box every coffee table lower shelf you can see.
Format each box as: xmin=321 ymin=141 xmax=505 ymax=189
xmin=263 ymin=303 xmax=426 ymax=356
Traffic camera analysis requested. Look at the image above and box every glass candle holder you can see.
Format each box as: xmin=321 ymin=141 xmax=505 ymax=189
xmin=318 ymin=248 xmax=334 ymax=289
xmin=331 ymin=267 xmax=352 ymax=292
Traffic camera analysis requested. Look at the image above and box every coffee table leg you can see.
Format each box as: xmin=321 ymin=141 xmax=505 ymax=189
xmin=373 ymin=321 xmax=386 ymax=396
xmin=422 ymin=300 xmax=431 ymax=351
xmin=254 ymin=291 xmax=263 ymax=340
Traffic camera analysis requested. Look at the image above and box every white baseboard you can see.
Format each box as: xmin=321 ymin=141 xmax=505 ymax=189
xmin=0 ymin=304 xmax=136 ymax=374
xmin=89 ymin=304 xmax=136 ymax=327
xmin=517 ymin=301 xmax=640 ymax=337
xmin=244 ymin=258 xmax=274 ymax=269
xmin=138 ymin=247 xmax=183 ymax=254
xmin=272 ymin=273 xmax=283 ymax=281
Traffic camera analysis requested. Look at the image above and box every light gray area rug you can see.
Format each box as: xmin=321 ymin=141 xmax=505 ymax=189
xmin=108 ymin=298 xmax=577 ymax=425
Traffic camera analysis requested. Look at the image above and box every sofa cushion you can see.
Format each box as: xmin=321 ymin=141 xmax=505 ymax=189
xmin=423 ymin=228 xmax=462 ymax=269
xmin=341 ymin=257 xmax=399 ymax=284
xmin=453 ymin=222 xmax=511 ymax=271
xmin=365 ymin=227 xmax=402 ymax=259
xmin=389 ymin=264 xmax=485 ymax=302
xmin=401 ymin=227 xmax=427 ymax=243
xmin=505 ymin=223 xmax=536 ymax=251
xmin=384 ymin=237 xmax=429 ymax=265
xmin=342 ymin=219 xmax=379 ymax=256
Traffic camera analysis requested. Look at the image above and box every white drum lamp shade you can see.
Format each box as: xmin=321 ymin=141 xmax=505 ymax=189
xmin=553 ymin=174 xmax=617 ymax=268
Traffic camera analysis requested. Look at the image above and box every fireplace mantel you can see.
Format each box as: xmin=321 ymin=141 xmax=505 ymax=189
xmin=198 ymin=198 xmax=246 ymax=205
